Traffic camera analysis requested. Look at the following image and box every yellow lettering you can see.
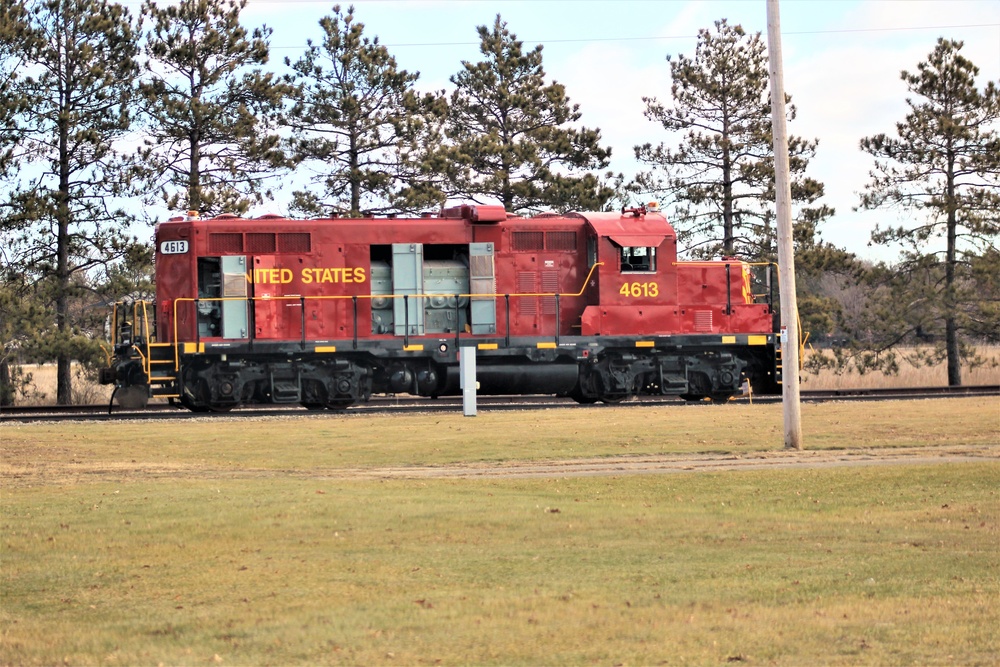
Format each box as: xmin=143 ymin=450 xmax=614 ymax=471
xmin=619 ymin=282 xmax=660 ymax=298
xmin=280 ymin=268 xmax=293 ymax=283
xmin=295 ymin=266 xmax=369 ymax=284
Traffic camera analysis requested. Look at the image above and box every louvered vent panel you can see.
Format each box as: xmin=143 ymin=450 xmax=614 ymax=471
xmin=694 ymin=310 xmax=713 ymax=332
xmin=518 ymin=272 xmax=537 ymax=315
xmin=541 ymin=271 xmax=559 ymax=315
xmin=223 ymin=273 xmax=247 ymax=298
xmin=209 ymin=233 xmax=243 ymax=253
xmin=470 ymin=254 xmax=494 ymax=277
xmin=469 ymin=278 xmax=494 ymax=298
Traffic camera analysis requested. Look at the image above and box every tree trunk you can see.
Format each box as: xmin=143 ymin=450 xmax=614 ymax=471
xmin=945 ymin=152 xmax=961 ymax=386
xmin=56 ymin=23 xmax=72 ymax=406
xmin=946 ymin=316 xmax=961 ymax=386
xmin=721 ymin=137 xmax=733 ymax=255
xmin=350 ymin=132 xmax=360 ymax=215
xmin=189 ymin=132 xmax=201 ymax=212
xmin=0 ymin=305 xmax=11 ymax=405
xmin=0 ymin=359 xmax=13 ymax=407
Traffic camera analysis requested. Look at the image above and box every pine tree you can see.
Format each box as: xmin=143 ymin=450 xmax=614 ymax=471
xmin=6 ymin=0 xmax=140 ymax=405
xmin=284 ymin=4 xmax=445 ymax=217
xmin=0 ymin=1 xmax=30 ymax=406
xmin=0 ymin=1 xmax=31 ymax=182
xmin=859 ymin=38 xmax=1000 ymax=386
xmin=138 ymin=0 xmax=290 ymax=217
xmin=634 ymin=19 xmax=829 ymax=261
xmin=443 ymin=15 xmax=614 ymax=214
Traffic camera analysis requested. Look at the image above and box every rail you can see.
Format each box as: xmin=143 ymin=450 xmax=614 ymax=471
xmin=5 ymin=385 xmax=998 ymax=423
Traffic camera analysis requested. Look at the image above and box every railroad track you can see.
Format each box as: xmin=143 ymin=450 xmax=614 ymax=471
xmin=1 ymin=385 xmax=996 ymax=424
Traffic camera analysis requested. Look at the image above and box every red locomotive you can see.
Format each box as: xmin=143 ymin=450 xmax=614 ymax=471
xmin=101 ymin=204 xmax=783 ymax=411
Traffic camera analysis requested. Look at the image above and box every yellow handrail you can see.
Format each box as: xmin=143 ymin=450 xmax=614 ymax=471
xmin=166 ymin=262 xmax=606 ymax=363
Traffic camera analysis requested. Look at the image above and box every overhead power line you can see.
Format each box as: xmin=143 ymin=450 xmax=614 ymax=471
xmin=264 ymin=22 xmax=1000 ymax=50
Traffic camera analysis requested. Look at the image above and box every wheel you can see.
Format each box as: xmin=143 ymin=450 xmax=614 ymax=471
xmin=569 ymin=386 xmax=598 ymax=404
xmin=325 ymin=398 xmax=356 ymax=410
xmin=180 ymin=397 xmax=211 ymax=413
xmin=301 ymin=402 xmax=326 ymax=411
xmin=179 ymin=364 xmax=211 ymax=412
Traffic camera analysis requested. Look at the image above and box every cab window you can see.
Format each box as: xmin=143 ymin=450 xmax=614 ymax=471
xmin=620 ymin=246 xmax=656 ymax=272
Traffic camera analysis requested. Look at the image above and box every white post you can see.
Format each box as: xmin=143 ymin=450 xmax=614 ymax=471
xmin=460 ymin=347 xmax=477 ymax=417
xmin=766 ymin=0 xmax=803 ymax=449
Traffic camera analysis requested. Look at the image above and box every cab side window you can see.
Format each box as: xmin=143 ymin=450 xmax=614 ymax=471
xmin=620 ymin=246 xmax=656 ymax=272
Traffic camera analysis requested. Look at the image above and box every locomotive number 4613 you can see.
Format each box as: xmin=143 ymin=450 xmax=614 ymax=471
xmin=160 ymin=240 xmax=189 ymax=254
xmin=620 ymin=281 xmax=659 ymax=298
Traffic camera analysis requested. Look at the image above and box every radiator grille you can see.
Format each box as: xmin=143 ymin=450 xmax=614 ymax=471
xmin=208 ymin=233 xmax=243 ymax=253
xmin=545 ymin=231 xmax=577 ymax=251
xmin=278 ymin=233 xmax=311 ymax=253
xmin=247 ymin=232 xmax=276 ymax=253
xmin=512 ymin=231 xmax=544 ymax=251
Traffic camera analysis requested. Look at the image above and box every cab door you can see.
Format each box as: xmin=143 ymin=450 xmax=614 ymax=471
xmin=219 ymin=255 xmax=249 ymax=339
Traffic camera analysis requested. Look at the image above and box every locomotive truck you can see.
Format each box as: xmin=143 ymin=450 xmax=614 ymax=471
xmin=100 ymin=203 xmax=784 ymax=411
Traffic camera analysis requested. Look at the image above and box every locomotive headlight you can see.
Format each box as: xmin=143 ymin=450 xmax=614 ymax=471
xmin=438 ymin=343 xmax=448 ymax=354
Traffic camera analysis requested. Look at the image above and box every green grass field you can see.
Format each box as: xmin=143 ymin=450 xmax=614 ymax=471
xmin=2 ymin=398 xmax=998 ymax=666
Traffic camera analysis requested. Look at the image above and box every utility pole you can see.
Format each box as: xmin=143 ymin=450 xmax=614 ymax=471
xmin=766 ymin=0 xmax=803 ymax=449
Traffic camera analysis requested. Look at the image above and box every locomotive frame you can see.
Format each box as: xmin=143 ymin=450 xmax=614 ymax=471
xmin=101 ymin=204 xmax=784 ymax=411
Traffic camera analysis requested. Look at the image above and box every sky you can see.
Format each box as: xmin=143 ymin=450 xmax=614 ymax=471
xmin=215 ymin=1 xmax=1000 ymax=261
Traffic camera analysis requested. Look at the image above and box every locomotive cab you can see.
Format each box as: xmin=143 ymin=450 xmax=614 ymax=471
xmin=578 ymin=205 xmax=679 ymax=336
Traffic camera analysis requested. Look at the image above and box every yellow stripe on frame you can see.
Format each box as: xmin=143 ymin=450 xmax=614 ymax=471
xmin=182 ymin=343 xmax=204 ymax=354
xmin=403 ymin=344 xmax=425 ymax=352
xmin=478 ymin=343 xmax=499 ymax=350
xmin=748 ymin=335 xmax=768 ymax=346
xmin=721 ymin=336 xmax=737 ymax=344
xmin=635 ymin=341 xmax=655 ymax=348
xmin=536 ymin=342 xmax=557 ymax=349
xmin=315 ymin=346 xmax=337 ymax=353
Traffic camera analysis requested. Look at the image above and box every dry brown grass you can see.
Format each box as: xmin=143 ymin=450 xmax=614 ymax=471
xmin=2 ymin=402 xmax=998 ymax=666
xmin=14 ymin=363 xmax=113 ymax=406
xmin=802 ymin=345 xmax=1000 ymax=390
